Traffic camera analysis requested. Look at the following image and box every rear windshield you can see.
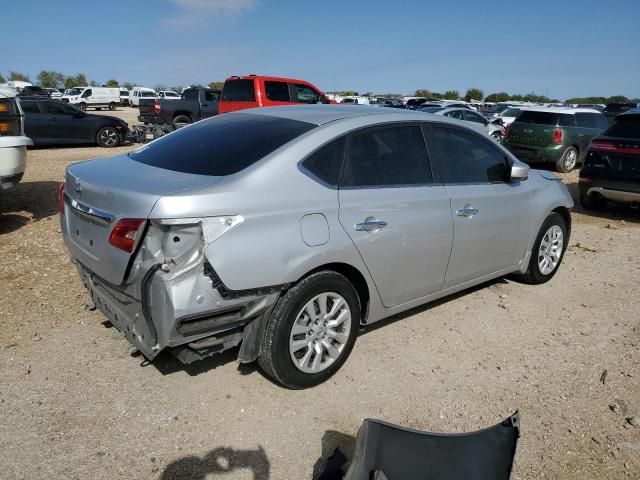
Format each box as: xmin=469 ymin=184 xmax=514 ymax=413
xmin=129 ymin=113 xmax=316 ymax=176
xmin=604 ymin=103 xmax=636 ymax=113
xmin=604 ymin=116 xmax=640 ymax=139
xmin=516 ymin=111 xmax=574 ymax=126
xmin=222 ymin=79 xmax=255 ymax=102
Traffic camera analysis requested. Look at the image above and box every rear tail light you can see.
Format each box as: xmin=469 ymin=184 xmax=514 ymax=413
xmin=57 ymin=183 xmax=65 ymax=213
xmin=589 ymin=140 xmax=640 ymax=155
xmin=552 ymin=128 xmax=563 ymax=144
xmin=153 ymin=99 xmax=161 ymax=114
xmin=109 ymin=218 xmax=145 ymax=253
xmin=504 ymin=124 xmax=510 ymax=138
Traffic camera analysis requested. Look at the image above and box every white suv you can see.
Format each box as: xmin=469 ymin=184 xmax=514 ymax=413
xmin=0 ymin=87 xmax=32 ymax=190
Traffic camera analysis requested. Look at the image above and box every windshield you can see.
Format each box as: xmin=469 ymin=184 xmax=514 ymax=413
xmin=487 ymin=104 xmax=509 ymax=113
xmin=66 ymin=88 xmax=83 ymax=96
xmin=501 ymin=108 xmax=522 ymax=117
xmin=164 ymin=92 xmax=179 ymax=97
xmin=129 ymin=113 xmax=316 ymax=176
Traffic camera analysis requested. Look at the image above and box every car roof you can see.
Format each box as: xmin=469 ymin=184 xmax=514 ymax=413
xmin=227 ymin=75 xmax=317 ymax=84
xmin=234 ymin=105 xmax=484 ymax=129
xmin=619 ymin=108 xmax=640 ymax=117
xmin=519 ymin=106 xmax=602 ymax=114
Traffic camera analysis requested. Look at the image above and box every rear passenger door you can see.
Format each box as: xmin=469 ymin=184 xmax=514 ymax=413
xmin=427 ymin=125 xmax=531 ymax=286
xmin=263 ymin=80 xmax=294 ymax=106
xmin=20 ymin=101 xmax=49 ymax=143
xmin=338 ymin=124 xmax=453 ymax=307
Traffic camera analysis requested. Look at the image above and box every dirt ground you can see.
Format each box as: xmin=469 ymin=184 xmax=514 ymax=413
xmin=1 ymin=108 xmax=639 ymax=479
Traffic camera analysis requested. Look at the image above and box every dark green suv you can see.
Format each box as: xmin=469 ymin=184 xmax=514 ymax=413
xmin=503 ymin=109 xmax=609 ymax=172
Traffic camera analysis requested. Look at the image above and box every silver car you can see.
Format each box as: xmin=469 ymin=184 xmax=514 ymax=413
xmin=420 ymin=106 xmax=505 ymax=142
xmin=60 ymin=105 xmax=573 ymax=388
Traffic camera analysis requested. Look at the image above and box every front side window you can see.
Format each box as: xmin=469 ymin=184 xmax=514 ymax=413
xmin=265 ymin=81 xmax=291 ymax=102
xmin=20 ymin=101 xmax=41 ymax=114
xmin=182 ymin=89 xmax=198 ymax=100
xmin=129 ymin=113 xmax=316 ymax=176
xmin=294 ymin=84 xmax=320 ymax=104
xmin=44 ymin=101 xmax=78 ymax=115
xmin=81 ymin=89 xmax=92 ymax=98
xmin=445 ymin=110 xmax=464 ymax=120
xmin=342 ymin=125 xmax=432 ymax=187
xmin=430 ymin=126 xmax=508 ymax=184
xmin=300 ymin=137 xmax=346 ymax=187
xmin=204 ymin=91 xmax=219 ymax=102
xmin=462 ymin=110 xmax=486 ymax=124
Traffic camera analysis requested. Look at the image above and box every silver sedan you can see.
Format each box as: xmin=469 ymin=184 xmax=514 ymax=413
xmin=60 ymin=105 xmax=573 ymax=388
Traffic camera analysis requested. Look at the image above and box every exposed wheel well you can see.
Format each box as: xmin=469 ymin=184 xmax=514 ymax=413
xmin=552 ymin=206 xmax=571 ymax=235
xmin=173 ymin=112 xmax=192 ymax=120
xmin=299 ymin=263 xmax=370 ymax=323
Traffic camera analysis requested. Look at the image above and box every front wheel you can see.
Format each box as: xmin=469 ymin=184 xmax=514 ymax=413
xmin=78 ymin=102 xmax=87 ymax=111
xmin=491 ymin=131 xmax=503 ymax=143
xmin=96 ymin=126 xmax=121 ymax=148
xmin=555 ymin=146 xmax=578 ymax=173
xmin=258 ymin=271 xmax=360 ymax=389
xmin=518 ymin=212 xmax=568 ymax=284
xmin=579 ymin=190 xmax=606 ymax=210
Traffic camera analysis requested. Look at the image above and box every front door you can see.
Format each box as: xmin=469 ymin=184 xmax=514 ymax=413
xmin=427 ymin=124 xmax=531 ymax=286
xmin=338 ymin=124 xmax=453 ymax=308
xmin=42 ymin=101 xmax=91 ymax=143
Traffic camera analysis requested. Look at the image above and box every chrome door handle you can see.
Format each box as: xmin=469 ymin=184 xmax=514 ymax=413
xmin=456 ymin=206 xmax=479 ymax=217
xmin=355 ymin=220 xmax=388 ymax=232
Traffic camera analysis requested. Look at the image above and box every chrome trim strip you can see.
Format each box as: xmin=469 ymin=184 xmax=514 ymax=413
xmin=64 ymin=193 xmax=115 ymax=225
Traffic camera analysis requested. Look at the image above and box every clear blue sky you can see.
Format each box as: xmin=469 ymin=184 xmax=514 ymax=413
xmin=3 ymin=0 xmax=639 ymax=100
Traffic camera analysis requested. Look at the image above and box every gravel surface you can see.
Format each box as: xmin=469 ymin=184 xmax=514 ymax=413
xmin=1 ymin=111 xmax=639 ymax=479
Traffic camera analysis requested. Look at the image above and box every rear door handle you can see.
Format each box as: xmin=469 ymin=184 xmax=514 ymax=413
xmin=355 ymin=219 xmax=388 ymax=232
xmin=456 ymin=206 xmax=479 ymax=217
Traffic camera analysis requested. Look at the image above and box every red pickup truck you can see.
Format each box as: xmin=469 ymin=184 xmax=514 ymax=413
xmin=218 ymin=75 xmax=333 ymax=113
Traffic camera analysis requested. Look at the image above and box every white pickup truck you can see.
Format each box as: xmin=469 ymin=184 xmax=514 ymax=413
xmin=0 ymin=87 xmax=32 ymax=189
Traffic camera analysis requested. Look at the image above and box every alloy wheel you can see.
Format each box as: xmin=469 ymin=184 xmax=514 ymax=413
xmin=538 ymin=225 xmax=564 ymax=275
xmin=100 ymin=128 xmax=119 ymax=147
xmin=564 ymin=149 xmax=577 ymax=170
xmin=289 ymin=292 xmax=351 ymax=374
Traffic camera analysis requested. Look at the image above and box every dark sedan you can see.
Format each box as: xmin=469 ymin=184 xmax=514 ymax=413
xmin=19 ymin=98 xmax=128 ymax=147
xmin=579 ymin=109 xmax=640 ymax=209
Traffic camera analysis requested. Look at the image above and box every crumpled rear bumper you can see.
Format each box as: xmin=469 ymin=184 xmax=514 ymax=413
xmin=75 ymin=260 xmax=280 ymax=361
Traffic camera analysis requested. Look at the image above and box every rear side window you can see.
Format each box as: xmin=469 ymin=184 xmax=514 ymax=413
xmin=222 ymin=79 xmax=255 ymax=102
xmin=265 ymin=81 xmax=291 ymax=102
xmin=129 ymin=113 xmax=316 ymax=176
xmin=558 ymin=114 xmax=576 ymax=127
xmin=182 ymin=89 xmax=198 ymax=100
xmin=204 ymin=90 xmax=219 ymax=102
xmin=593 ymin=113 xmax=609 ymax=129
xmin=576 ymin=113 xmax=595 ymax=128
xmin=462 ymin=110 xmax=486 ymax=124
xmin=300 ymin=137 xmax=345 ymax=187
xmin=430 ymin=126 xmax=508 ymax=184
xmin=20 ymin=101 xmax=41 ymax=113
xmin=517 ymin=111 xmax=560 ymax=126
xmin=342 ymin=125 xmax=432 ymax=187
xmin=604 ymin=117 xmax=640 ymax=139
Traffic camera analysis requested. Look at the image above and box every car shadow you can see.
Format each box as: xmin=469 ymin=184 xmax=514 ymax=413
xmin=564 ymin=179 xmax=640 ymax=224
xmin=160 ymin=445 xmax=270 ymax=480
xmin=0 ymin=180 xmax=60 ymax=234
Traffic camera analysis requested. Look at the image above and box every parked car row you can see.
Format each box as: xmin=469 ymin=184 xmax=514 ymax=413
xmin=0 ymin=87 xmax=32 ymax=190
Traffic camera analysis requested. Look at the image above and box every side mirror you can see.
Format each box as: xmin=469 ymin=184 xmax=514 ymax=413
xmin=510 ymin=162 xmax=529 ymax=182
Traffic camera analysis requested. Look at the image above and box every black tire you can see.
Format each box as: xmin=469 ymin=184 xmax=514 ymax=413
xmin=258 ymin=271 xmax=360 ymax=389
xmin=108 ymin=102 xmax=116 ymax=111
xmin=96 ymin=126 xmax=121 ymax=148
xmin=518 ymin=212 xmax=568 ymax=285
xmin=96 ymin=107 xmax=102 ymax=111
xmin=78 ymin=102 xmax=87 ymax=111
xmin=491 ymin=131 xmax=503 ymax=143
xmin=579 ymin=190 xmax=606 ymax=210
xmin=555 ymin=146 xmax=578 ymax=173
xmin=173 ymin=115 xmax=192 ymax=128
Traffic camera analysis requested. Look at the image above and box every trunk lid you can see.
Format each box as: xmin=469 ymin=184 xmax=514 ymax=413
xmin=138 ymin=98 xmax=157 ymax=117
xmin=62 ymin=152 xmax=221 ymax=285
xmin=507 ymin=121 xmax=557 ymax=147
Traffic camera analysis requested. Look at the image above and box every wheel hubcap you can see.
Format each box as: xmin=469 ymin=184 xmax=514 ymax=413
xmin=289 ymin=292 xmax=351 ymax=373
xmin=100 ymin=129 xmax=118 ymax=146
xmin=564 ymin=150 xmax=577 ymax=170
xmin=538 ymin=225 xmax=563 ymax=275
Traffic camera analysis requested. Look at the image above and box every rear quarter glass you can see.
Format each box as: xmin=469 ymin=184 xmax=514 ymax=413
xmin=128 ymin=113 xmax=316 ymax=176
xmin=221 ymin=79 xmax=256 ymax=102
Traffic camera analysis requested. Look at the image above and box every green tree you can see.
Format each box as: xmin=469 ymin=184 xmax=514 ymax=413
xmin=171 ymin=86 xmax=184 ymax=93
xmin=89 ymin=80 xmax=99 ymax=87
xmin=122 ymin=82 xmax=135 ymax=90
xmin=154 ymin=84 xmax=167 ymax=92
xmin=9 ymin=71 xmax=30 ymax=82
xmin=607 ymin=95 xmax=629 ymax=103
xmin=64 ymin=73 xmax=88 ymax=88
xmin=0 ymin=72 xmax=5 ymax=84
xmin=37 ymin=70 xmax=65 ymax=88
xmin=105 ymin=79 xmax=119 ymax=87
xmin=208 ymin=81 xmax=224 ymax=89
xmin=414 ymin=89 xmax=431 ymax=98
xmin=464 ymin=87 xmax=484 ymax=102
xmin=485 ymin=92 xmax=510 ymax=103
xmin=442 ymin=90 xmax=460 ymax=100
